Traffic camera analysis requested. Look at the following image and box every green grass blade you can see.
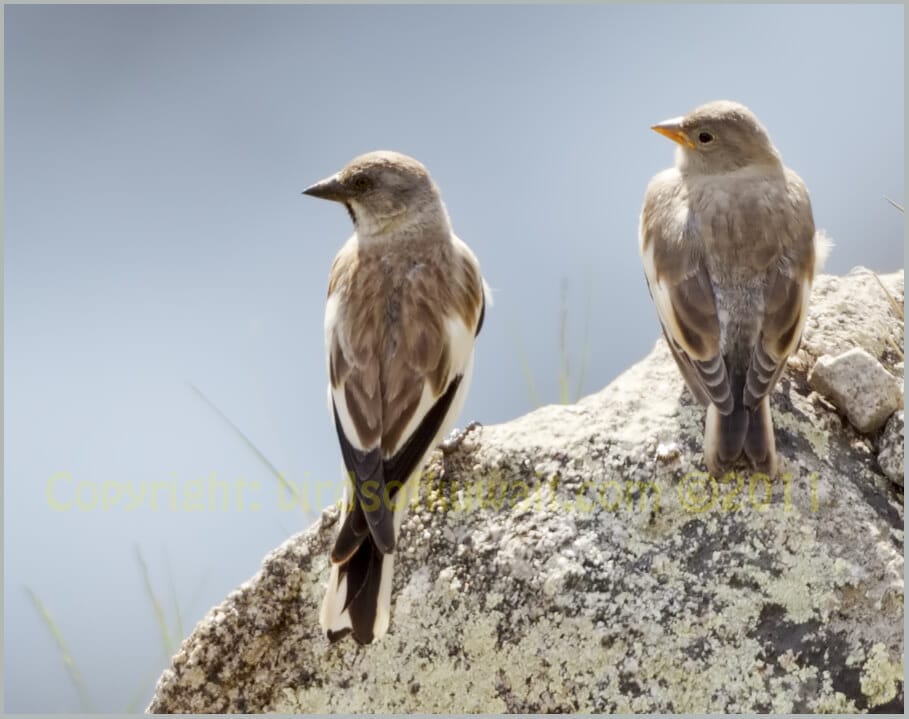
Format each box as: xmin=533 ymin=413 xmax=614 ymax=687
xmin=163 ymin=548 xmax=184 ymax=642
xmin=868 ymin=270 xmax=904 ymax=322
xmin=187 ymin=381 xmax=299 ymax=502
xmin=25 ymin=586 xmax=94 ymax=712
xmin=884 ymin=196 xmax=904 ymax=213
xmin=558 ymin=279 xmax=570 ymax=404
xmin=135 ymin=546 xmax=175 ymax=659
xmin=512 ymin=329 xmax=542 ymax=408
xmin=186 ymin=566 xmax=213 ymax=618
xmin=574 ymin=272 xmax=593 ymax=402
xmin=125 ymin=665 xmax=163 ymax=713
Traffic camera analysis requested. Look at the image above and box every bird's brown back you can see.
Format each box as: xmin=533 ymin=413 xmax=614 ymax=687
xmin=328 ymin=234 xmax=483 ymax=455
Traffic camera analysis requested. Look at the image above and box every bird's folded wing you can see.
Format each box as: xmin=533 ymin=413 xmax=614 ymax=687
xmin=744 ymin=173 xmax=816 ymax=409
xmin=744 ymin=261 xmax=812 ymax=408
xmin=327 ymin=242 xmax=486 ymax=563
xmin=640 ymin=182 xmax=733 ymax=414
xmin=330 ymin=375 xmax=463 ymax=563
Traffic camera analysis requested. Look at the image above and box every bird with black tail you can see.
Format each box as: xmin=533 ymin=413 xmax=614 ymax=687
xmin=303 ymin=151 xmax=488 ymax=643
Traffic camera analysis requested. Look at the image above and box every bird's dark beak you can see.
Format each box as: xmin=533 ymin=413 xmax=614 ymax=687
xmin=302 ymin=174 xmax=348 ymax=202
xmin=651 ymin=117 xmax=696 ymax=149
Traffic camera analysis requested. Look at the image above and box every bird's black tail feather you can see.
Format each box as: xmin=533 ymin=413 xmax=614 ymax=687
xmin=704 ymin=369 xmax=776 ymax=477
xmin=321 ymin=532 xmax=394 ymax=645
xmin=743 ymin=395 xmax=776 ymax=476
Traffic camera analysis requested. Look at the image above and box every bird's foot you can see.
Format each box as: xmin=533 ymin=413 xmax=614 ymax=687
xmin=440 ymin=421 xmax=482 ymax=456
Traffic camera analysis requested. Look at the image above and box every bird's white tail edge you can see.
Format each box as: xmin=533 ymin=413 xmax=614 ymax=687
xmin=319 ymin=479 xmax=414 ymax=643
xmin=319 ymin=551 xmax=396 ymax=642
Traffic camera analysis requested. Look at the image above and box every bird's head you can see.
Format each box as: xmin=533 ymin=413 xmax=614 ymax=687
xmin=651 ymin=100 xmax=781 ymax=175
xmin=303 ymin=151 xmax=445 ymax=236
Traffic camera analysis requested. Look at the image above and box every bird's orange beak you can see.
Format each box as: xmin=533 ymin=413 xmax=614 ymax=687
xmin=651 ymin=117 xmax=696 ymax=149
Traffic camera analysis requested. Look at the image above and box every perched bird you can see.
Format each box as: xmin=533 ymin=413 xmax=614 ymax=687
xmin=303 ymin=151 xmax=487 ymax=644
xmin=639 ymin=100 xmax=827 ymax=478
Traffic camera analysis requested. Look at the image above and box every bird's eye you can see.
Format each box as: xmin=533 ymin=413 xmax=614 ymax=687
xmin=698 ymin=131 xmax=714 ymax=144
xmin=353 ymin=175 xmax=371 ymax=191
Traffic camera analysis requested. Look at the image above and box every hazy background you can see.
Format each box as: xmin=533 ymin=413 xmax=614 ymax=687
xmin=4 ymin=3 xmax=903 ymax=712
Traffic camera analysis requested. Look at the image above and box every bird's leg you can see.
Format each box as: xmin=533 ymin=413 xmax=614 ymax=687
xmin=440 ymin=421 xmax=482 ymax=456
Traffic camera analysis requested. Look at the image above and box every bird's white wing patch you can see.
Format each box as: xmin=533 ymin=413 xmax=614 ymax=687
xmin=388 ymin=314 xmax=476 ymax=457
xmin=324 ymin=293 xmax=342 ymax=416
xmin=324 ymin=292 xmax=372 ymax=453
xmin=324 ymin=293 xmax=341 ymax=367
xmin=641 ymin=241 xmax=687 ymax=355
xmin=779 ymin=275 xmax=812 ymax=359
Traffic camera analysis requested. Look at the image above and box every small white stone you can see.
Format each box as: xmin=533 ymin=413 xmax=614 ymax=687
xmin=808 ymin=348 xmax=903 ymax=433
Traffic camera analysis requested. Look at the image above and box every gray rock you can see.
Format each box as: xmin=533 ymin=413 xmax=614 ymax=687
xmin=149 ymin=271 xmax=904 ymax=714
xmin=879 ymin=411 xmax=904 ymax=486
xmin=808 ymin=348 xmax=903 ymax=434
xmin=801 ymin=267 xmax=904 ymax=363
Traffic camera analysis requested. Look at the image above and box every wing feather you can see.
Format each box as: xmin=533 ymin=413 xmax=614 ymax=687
xmin=743 ymin=171 xmax=816 ymax=408
xmin=640 ymin=171 xmax=733 ymax=414
xmin=325 ymin=235 xmax=485 ymax=561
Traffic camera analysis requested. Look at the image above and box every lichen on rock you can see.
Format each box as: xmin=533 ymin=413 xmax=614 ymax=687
xmin=148 ymin=270 xmax=904 ymax=714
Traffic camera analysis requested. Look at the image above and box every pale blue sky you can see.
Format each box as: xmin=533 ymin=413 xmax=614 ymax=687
xmin=4 ymin=3 xmax=903 ymax=712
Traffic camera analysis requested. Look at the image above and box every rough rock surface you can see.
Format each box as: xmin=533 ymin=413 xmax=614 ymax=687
xmin=879 ymin=411 xmax=905 ymax=487
xmin=149 ymin=269 xmax=904 ymax=714
xmin=808 ymin=348 xmax=903 ymax=433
